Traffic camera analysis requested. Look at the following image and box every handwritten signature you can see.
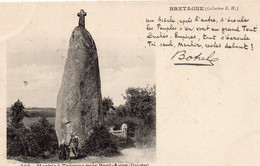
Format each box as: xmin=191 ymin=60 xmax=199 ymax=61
xmin=171 ymin=50 xmax=219 ymax=66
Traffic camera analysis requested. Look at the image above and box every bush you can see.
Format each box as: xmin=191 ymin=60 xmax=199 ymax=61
xmin=30 ymin=116 xmax=58 ymax=156
xmin=106 ymin=85 xmax=156 ymax=147
xmin=134 ymin=126 xmax=156 ymax=148
xmin=7 ymin=116 xmax=58 ymax=158
xmin=7 ymin=100 xmax=41 ymax=157
xmin=81 ymin=125 xmax=119 ymax=157
xmin=7 ymin=124 xmax=40 ymax=157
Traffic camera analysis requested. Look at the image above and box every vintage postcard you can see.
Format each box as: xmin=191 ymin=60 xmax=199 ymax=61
xmin=0 ymin=1 xmax=260 ymax=166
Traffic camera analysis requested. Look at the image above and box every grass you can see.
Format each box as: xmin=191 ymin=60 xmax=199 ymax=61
xmin=23 ymin=117 xmax=55 ymax=128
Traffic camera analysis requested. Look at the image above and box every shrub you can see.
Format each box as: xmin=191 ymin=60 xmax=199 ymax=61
xmin=108 ymin=85 xmax=156 ymax=147
xmin=81 ymin=125 xmax=119 ymax=157
xmin=7 ymin=124 xmax=40 ymax=157
xmin=7 ymin=100 xmax=41 ymax=157
xmin=123 ymin=86 xmax=156 ymax=124
xmin=7 ymin=116 xmax=58 ymax=158
xmin=30 ymin=116 xmax=58 ymax=156
xmin=134 ymin=126 xmax=156 ymax=148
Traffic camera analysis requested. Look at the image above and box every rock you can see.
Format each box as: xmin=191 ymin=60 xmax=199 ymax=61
xmin=55 ymin=10 xmax=103 ymax=148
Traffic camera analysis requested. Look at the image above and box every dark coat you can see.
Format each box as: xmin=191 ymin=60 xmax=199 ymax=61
xmin=59 ymin=143 xmax=70 ymax=160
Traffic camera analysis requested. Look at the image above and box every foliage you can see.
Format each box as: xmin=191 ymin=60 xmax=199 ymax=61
xmin=30 ymin=116 xmax=58 ymax=155
xmin=7 ymin=84 xmax=156 ymax=160
xmin=123 ymin=85 xmax=156 ymax=128
xmin=105 ymin=115 xmax=141 ymax=138
xmin=106 ymin=85 xmax=156 ymax=147
xmin=81 ymin=125 xmax=119 ymax=157
xmin=9 ymin=99 xmax=25 ymax=125
xmin=116 ymin=105 xmax=127 ymax=117
xmin=23 ymin=117 xmax=55 ymax=129
xmin=7 ymin=116 xmax=58 ymax=158
xmin=134 ymin=126 xmax=156 ymax=147
xmin=102 ymin=97 xmax=115 ymax=118
xmin=7 ymin=100 xmax=58 ymax=158
xmin=7 ymin=100 xmax=38 ymax=157
xmin=7 ymin=122 xmax=40 ymax=157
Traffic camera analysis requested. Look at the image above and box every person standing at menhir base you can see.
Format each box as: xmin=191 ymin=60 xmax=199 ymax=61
xmin=55 ymin=9 xmax=104 ymax=159
xmin=69 ymin=131 xmax=79 ymax=158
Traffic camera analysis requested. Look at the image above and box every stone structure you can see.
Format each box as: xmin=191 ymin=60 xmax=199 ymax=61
xmin=55 ymin=9 xmax=103 ymax=148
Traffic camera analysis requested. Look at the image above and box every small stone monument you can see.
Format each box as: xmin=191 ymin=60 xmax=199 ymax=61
xmin=55 ymin=9 xmax=104 ymax=149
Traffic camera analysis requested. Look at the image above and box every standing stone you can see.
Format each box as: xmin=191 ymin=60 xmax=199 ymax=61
xmin=55 ymin=9 xmax=103 ymax=148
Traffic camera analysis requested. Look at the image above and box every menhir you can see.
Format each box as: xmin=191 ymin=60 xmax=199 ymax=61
xmin=55 ymin=9 xmax=104 ymax=148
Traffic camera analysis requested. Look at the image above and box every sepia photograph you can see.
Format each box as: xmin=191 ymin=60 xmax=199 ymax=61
xmin=5 ymin=2 xmax=156 ymax=163
xmin=3 ymin=1 xmax=260 ymax=166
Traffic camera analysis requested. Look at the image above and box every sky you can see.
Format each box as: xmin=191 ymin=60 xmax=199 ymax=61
xmin=5 ymin=2 xmax=155 ymax=107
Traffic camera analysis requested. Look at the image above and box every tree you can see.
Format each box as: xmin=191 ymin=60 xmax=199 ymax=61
xmin=122 ymin=85 xmax=156 ymax=147
xmin=30 ymin=116 xmax=58 ymax=155
xmin=102 ymin=97 xmax=115 ymax=118
xmin=116 ymin=104 xmax=127 ymax=117
xmin=7 ymin=124 xmax=40 ymax=157
xmin=10 ymin=99 xmax=25 ymax=126
xmin=123 ymin=85 xmax=156 ymax=128
xmin=102 ymin=85 xmax=156 ymax=147
xmin=7 ymin=99 xmax=41 ymax=157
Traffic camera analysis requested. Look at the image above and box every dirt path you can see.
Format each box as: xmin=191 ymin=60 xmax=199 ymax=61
xmin=72 ymin=147 xmax=156 ymax=163
xmin=7 ymin=147 xmax=156 ymax=163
